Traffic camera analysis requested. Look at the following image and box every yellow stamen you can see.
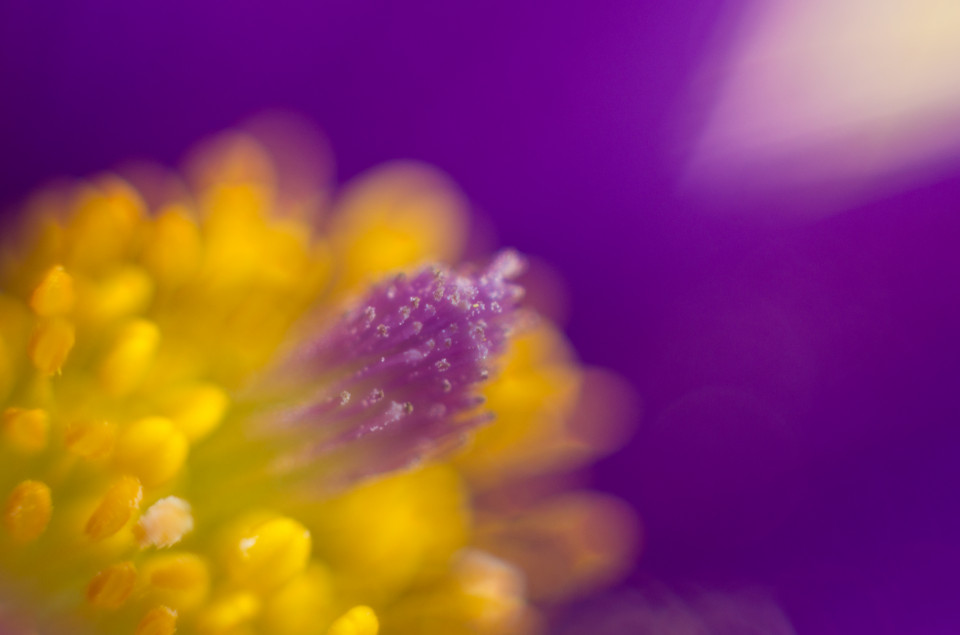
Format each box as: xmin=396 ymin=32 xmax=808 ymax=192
xmin=259 ymin=220 xmax=311 ymax=286
xmin=114 ymin=417 xmax=188 ymax=487
xmin=326 ymin=606 xmax=379 ymax=635
xmin=453 ymin=549 xmax=526 ymax=628
xmin=85 ymin=476 xmax=142 ymax=542
xmin=86 ymin=561 xmax=137 ymax=609
xmin=201 ymin=184 xmax=269 ymax=285
xmin=2 ymin=407 xmax=49 ymax=453
xmin=165 ymin=384 xmax=229 ymax=442
xmin=142 ymin=552 xmax=210 ymax=611
xmin=66 ymin=179 xmax=143 ymax=270
xmin=143 ymin=205 xmax=202 ymax=288
xmin=81 ymin=265 xmax=154 ymax=323
xmin=64 ymin=420 xmax=117 ymax=461
xmin=98 ymin=319 xmax=161 ymax=396
xmin=226 ymin=516 xmax=311 ymax=592
xmin=330 ymin=164 xmax=467 ymax=288
xmin=262 ymin=565 xmax=335 ymax=635
xmin=3 ymin=480 xmax=52 ymax=543
xmin=135 ymin=606 xmax=178 ymax=635
xmin=197 ymin=592 xmax=260 ymax=635
xmin=28 ymin=316 xmax=75 ymax=375
xmin=310 ymin=465 xmax=469 ymax=601
xmin=29 ymin=265 xmax=75 ymax=317
xmin=135 ymin=496 xmax=194 ymax=548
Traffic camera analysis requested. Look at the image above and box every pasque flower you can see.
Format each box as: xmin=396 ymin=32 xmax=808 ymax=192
xmin=0 ymin=124 xmax=634 ymax=634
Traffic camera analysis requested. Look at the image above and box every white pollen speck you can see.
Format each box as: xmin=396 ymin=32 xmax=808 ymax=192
xmin=412 ymin=321 xmax=423 ymax=334
xmin=377 ymin=324 xmax=390 ymax=337
xmin=136 ymin=496 xmax=194 ymax=549
xmin=386 ymin=401 xmax=406 ymax=422
xmin=436 ymin=358 xmax=451 ymax=372
xmin=489 ymin=249 xmax=526 ymax=279
xmin=340 ymin=391 xmax=351 ymax=405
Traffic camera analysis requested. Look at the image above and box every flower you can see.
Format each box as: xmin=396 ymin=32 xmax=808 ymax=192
xmin=0 ymin=122 xmax=634 ymax=634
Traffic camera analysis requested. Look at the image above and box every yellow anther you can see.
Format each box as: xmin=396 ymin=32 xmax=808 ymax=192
xmin=143 ymin=205 xmax=202 ymax=288
xmin=263 ymin=565 xmax=336 ymax=635
xmin=85 ymin=476 xmax=142 ymax=542
xmin=66 ymin=179 xmax=144 ymax=270
xmin=2 ymin=407 xmax=49 ymax=453
xmin=65 ymin=420 xmax=117 ymax=460
xmin=82 ymin=265 xmax=154 ymax=323
xmin=135 ymin=496 xmax=194 ymax=548
xmin=166 ymin=384 xmax=229 ymax=441
xmin=135 ymin=606 xmax=178 ymax=635
xmin=99 ymin=319 xmax=160 ymax=396
xmin=331 ymin=164 xmax=467 ymax=287
xmin=142 ymin=552 xmax=210 ymax=611
xmin=28 ymin=316 xmax=75 ymax=375
xmin=312 ymin=465 xmax=468 ymax=599
xmin=453 ymin=549 xmax=526 ymax=628
xmin=197 ymin=592 xmax=260 ymax=635
xmin=29 ymin=265 xmax=75 ymax=316
xmin=227 ymin=516 xmax=312 ymax=592
xmin=201 ymin=184 xmax=269 ymax=285
xmin=326 ymin=606 xmax=379 ymax=635
xmin=114 ymin=417 xmax=188 ymax=487
xmin=260 ymin=221 xmax=310 ymax=286
xmin=190 ymin=132 xmax=276 ymax=191
xmin=3 ymin=480 xmax=52 ymax=543
xmin=86 ymin=561 xmax=137 ymax=609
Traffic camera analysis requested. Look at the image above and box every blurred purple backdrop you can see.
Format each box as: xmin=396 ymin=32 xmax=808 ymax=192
xmin=3 ymin=1 xmax=960 ymax=633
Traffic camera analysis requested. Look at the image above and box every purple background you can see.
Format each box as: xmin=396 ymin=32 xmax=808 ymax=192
xmin=3 ymin=1 xmax=960 ymax=632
